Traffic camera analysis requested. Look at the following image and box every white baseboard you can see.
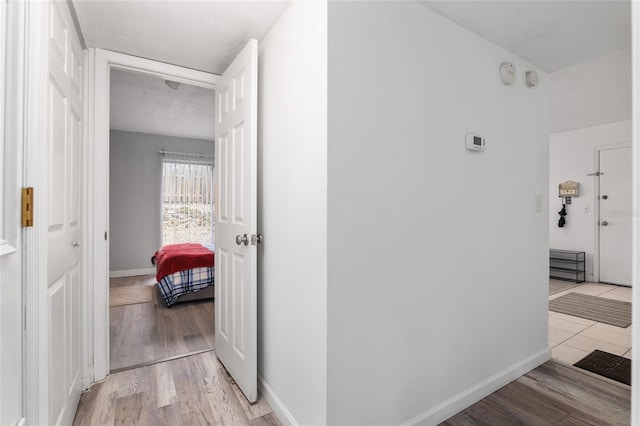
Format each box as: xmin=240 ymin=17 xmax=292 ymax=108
xmin=109 ymin=268 xmax=155 ymax=278
xmin=258 ymin=374 xmax=298 ymax=426
xmin=401 ymin=348 xmax=552 ymax=426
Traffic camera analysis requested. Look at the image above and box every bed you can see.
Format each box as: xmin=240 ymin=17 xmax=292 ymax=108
xmin=151 ymin=242 xmax=215 ymax=307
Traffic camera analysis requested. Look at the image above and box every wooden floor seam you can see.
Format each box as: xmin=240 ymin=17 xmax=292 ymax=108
xmin=109 ymin=347 xmax=216 ymax=374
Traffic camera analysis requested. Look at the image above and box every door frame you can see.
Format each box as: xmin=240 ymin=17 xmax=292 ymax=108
xmin=86 ymin=48 xmax=218 ymax=382
xmin=21 ymin=1 xmax=51 ymax=423
xmin=592 ymin=142 xmax=631 ymax=283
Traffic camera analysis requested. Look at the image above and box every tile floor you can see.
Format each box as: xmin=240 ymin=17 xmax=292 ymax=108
xmin=549 ymin=280 xmax=632 ymax=365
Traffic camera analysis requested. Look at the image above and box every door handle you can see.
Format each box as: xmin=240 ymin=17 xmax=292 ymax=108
xmin=601 ymin=221 xmax=608 ymax=226
xmin=236 ymin=234 xmax=249 ymax=246
xmin=602 ymin=195 xmax=608 ymax=200
xmin=72 ymin=241 xmax=80 ymax=248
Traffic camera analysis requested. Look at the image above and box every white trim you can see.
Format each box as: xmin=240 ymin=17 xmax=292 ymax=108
xmin=87 ymin=48 xmax=218 ymax=382
xmin=109 ymin=268 xmax=155 ymax=278
xmin=82 ymin=47 xmax=93 ymax=390
xmin=258 ymin=375 xmax=297 ymax=426
xmin=0 ymin=0 xmax=6 ymax=251
xmin=22 ymin=0 xmax=48 ymax=424
xmin=631 ymin=1 xmax=639 ymax=424
xmin=401 ymin=348 xmax=551 ymax=426
xmin=596 ymin=142 xmax=634 ymax=151
xmin=593 ymin=142 xmax=632 ymax=284
xmin=15 ymin=418 xmax=25 ymax=426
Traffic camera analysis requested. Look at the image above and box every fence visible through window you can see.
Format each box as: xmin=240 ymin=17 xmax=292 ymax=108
xmin=160 ymin=151 xmax=214 ymax=245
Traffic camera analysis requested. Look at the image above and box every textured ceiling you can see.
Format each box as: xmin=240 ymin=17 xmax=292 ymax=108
xmin=72 ymin=0 xmax=290 ymax=74
xmin=110 ymin=69 xmax=215 ymax=140
xmin=81 ymin=0 xmax=631 ymax=139
xmin=73 ymin=1 xmax=630 ymax=75
xmin=418 ymin=1 xmax=631 ymax=72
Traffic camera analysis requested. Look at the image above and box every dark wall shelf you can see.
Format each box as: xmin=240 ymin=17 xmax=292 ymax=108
xmin=550 ymin=249 xmax=585 ymax=283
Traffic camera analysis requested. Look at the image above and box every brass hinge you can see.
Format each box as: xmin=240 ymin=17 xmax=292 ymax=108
xmin=22 ymin=187 xmax=34 ymax=227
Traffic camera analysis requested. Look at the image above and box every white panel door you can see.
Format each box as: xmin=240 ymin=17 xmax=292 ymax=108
xmin=214 ymin=39 xmax=258 ymax=402
xmin=599 ymin=146 xmax=632 ymax=286
xmin=0 ymin=1 xmax=24 ymax=424
xmin=46 ymin=2 xmax=84 ymax=424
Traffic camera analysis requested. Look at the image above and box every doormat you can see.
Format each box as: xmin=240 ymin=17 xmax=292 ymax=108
xmin=549 ymin=281 xmax=578 ymax=296
xmin=110 ymin=285 xmax=153 ymax=307
xmin=574 ymin=350 xmax=631 ymax=386
xmin=549 ymin=292 xmax=631 ymax=328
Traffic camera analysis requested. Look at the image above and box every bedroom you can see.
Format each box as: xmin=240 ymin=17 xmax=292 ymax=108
xmin=108 ymin=69 xmax=217 ymax=371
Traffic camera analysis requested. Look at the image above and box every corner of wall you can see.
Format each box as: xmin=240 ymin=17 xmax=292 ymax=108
xmin=257 ymin=0 xmax=328 ymax=424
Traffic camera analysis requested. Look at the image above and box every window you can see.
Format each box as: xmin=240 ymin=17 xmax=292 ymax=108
xmin=161 ymin=152 xmax=214 ymax=245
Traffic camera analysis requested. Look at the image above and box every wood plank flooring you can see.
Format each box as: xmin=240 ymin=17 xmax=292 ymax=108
xmin=441 ymin=361 xmax=630 ymax=425
xmin=87 ymin=277 xmax=630 ymax=425
xmin=72 ymin=351 xmax=280 ymax=426
xmin=110 ymin=275 xmax=215 ymax=371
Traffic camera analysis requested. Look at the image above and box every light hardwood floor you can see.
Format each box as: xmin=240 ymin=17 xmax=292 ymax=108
xmin=79 ymin=277 xmax=629 ymax=425
xmin=73 ymin=351 xmax=280 ymax=425
xmin=441 ymin=361 xmax=630 ymax=425
xmin=76 ymin=357 xmax=628 ymax=426
xmin=110 ymin=275 xmax=215 ymax=371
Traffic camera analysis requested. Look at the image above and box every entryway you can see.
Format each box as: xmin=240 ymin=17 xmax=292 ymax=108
xmin=549 ymin=280 xmax=631 ymax=366
xmin=549 ymin=131 xmax=633 ymax=388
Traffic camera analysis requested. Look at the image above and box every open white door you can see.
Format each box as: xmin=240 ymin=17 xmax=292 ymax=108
xmin=45 ymin=2 xmax=84 ymax=424
xmin=0 ymin=1 xmax=24 ymax=424
xmin=214 ymin=39 xmax=259 ymax=402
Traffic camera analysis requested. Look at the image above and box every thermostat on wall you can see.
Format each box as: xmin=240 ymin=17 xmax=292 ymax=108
xmin=465 ymin=133 xmax=485 ymax=152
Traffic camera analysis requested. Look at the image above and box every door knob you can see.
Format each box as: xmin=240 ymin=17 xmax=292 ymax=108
xmin=236 ymin=234 xmax=249 ymax=246
xmin=602 ymin=195 xmax=608 ymax=200
xmin=72 ymin=241 xmax=80 ymax=247
xmin=601 ymin=221 xmax=608 ymax=226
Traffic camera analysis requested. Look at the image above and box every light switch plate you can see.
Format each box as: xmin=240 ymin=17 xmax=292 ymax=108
xmin=535 ymin=194 xmax=542 ymax=212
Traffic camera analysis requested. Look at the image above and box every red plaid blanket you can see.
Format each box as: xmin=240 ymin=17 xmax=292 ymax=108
xmin=152 ymin=243 xmax=215 ymax=281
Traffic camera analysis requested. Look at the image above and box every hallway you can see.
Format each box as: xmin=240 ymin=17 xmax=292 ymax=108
xmin=73 ymin=351 xmax=279 ymax=425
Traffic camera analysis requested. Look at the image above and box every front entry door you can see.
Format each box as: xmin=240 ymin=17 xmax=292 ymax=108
xmin=46 ymin=2 xmax=84 ymax=424
xmin=214 ymin=39 xmax=259 ymax=402
xmin=599 ymin=146 xmax=632 ymax=286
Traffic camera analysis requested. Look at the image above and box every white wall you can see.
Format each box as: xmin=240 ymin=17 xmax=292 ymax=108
xmin=549 ymin=120 xmax=632 ymax=281
xmin=550 ymin=49 xmax=631 ymax=133
xmin=327 ymin=2 xmax=550 ymax=424
xmin=257 ymin=1 xmax=327 ymax=424
xmin=109 ymin=130 xmax=214 ymax=273
xmin=631 ymin=4 xmax=640 ymax=424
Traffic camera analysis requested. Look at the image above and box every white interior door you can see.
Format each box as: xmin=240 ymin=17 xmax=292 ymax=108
xmin=0 ymin=1 xmax=24 ymax=424
xmin=46 ymin=1 xmax=84 ymax=424
xmin=214 ymin=39 xmax=258 ymax=402
xmin=599 ymin=146 xmax=632 ymax=286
